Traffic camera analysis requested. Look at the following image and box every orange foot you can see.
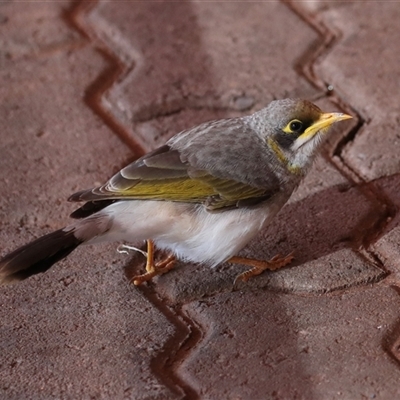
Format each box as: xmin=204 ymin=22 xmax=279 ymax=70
xmin=229 ymin=253 xmax=294 ymax=284
xmin=131 ymin=240 xmax=176 ymax=286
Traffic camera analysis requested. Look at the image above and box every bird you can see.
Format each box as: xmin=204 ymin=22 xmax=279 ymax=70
xmin=0 ymin=98 xmax=351 ymax=286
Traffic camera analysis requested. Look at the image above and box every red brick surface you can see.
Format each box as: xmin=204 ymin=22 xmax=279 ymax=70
xmin=1 ymin=1 xmax=400 ymax=399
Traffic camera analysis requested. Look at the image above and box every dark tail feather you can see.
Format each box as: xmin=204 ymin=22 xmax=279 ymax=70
xmin=0 ymin=228 xmax=82 ymax=284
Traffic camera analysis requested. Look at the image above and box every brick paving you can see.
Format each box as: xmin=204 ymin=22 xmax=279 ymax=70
xmin=1 ymin=1 xmax=400 ymax=399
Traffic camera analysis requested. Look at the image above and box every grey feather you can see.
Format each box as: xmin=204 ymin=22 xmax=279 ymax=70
xmin=168 ymin=118 xmax=282 ymax=190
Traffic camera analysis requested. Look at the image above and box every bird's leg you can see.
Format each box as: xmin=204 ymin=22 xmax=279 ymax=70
xmin=132 ymin=240 xmax=176 ymax=286
xmin=229 ymin=253 xmax=294 ymax=284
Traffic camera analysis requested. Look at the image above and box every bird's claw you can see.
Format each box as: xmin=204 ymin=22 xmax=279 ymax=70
xmin=231 ymin=252 xmax=295 ymax=288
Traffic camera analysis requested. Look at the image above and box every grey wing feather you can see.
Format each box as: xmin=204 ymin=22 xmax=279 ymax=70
xmin=68 ymin=145 xmax=190 ymax=201
xmin=119 ymin=145 xmax=188 ymax=180
xmin=168 ymin=117 xmax=281 ymax=190
xmin=69 ymin=118 xmax=282 ymax=207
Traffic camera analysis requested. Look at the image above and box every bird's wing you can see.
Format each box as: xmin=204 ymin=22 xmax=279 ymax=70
xmin=69 ymin=119 xmax=281 ymax=211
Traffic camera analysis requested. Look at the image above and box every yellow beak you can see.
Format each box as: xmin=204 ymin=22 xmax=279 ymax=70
xmin=291 ymin=112 xmax=352 ymax=151
xmin=303 ymin=112 xmax=353 ymax=139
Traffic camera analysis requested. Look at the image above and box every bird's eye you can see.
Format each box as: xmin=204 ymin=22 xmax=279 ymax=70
xmin=289 ymin=120 xmax=303 ymax=132
xmin=282 ymin=119 xmax=305 ymax=135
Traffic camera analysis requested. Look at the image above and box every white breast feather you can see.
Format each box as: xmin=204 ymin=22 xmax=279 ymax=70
xmin=88 ymin=195 xmax=288 ymax=266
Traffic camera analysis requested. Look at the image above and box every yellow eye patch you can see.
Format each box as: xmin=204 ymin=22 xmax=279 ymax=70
xmin=282 ymin=119 xmax=304 ymax=134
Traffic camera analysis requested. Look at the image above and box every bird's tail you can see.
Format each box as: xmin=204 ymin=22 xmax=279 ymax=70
xmin=0 ymin=228 xmax=83 ymax=284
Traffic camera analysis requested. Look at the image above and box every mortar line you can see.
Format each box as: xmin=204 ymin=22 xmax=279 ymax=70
xmin=137 ymin=284 xmax=203 ymax=400
xmin=282 ymin=0 xmax=365 ymax=183
xmin=284 ymin=0 xmax=400 ymax=361
xmin=283 ymin=0 xmax=397 ymax=266
xmin=282 ymin=0 xmax=338 ymax=92
xmin=66 ymin=2 xmax=204 ymax=396
xmin=66 ymin=0 xmax=145 ymax=156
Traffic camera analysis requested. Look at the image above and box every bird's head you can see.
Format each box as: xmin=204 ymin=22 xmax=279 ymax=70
xmin=256 ymin=99 xmax=352 ymax=174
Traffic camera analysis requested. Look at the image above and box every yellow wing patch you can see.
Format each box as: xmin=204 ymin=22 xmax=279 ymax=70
xmin=109 ymin=177 xmax=216 ymax=202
